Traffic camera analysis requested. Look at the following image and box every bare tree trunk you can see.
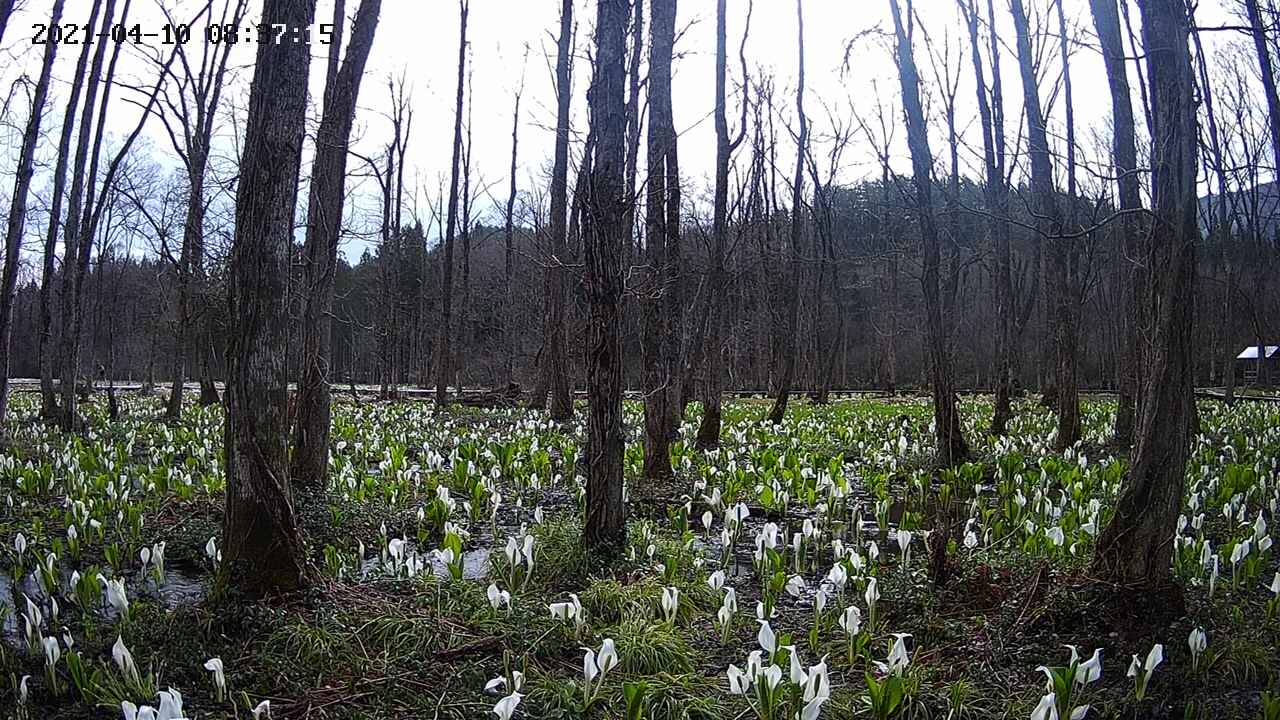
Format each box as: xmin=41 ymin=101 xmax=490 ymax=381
xmin=888 ymin=0 xmax=969 ymax=466
xmin=223 ymin=0 xmax=316 ymax=596
xmin=1244 ymin=0 xmax=1280 ymax=172
xmin=39 ymin=1 xmax=103 ymax=419
xmin=696 ymin=0 xmax=750 ymax=450
xmin=458 ymin=63 xmax=474 ymax=394
xmin=162 ymin=0 xmax=246 ymax=420
xmin=960 ymin=0 xmax=1012 ymax=435
xmin=622 ymin=0 xmax=644 ymax=249
xmin=766 ymin=0 xmax=807 ymax=426
xmin=1092 ymin=0 xmax=1198 ymax=591
xmin=583 ymin=0 xmax=628 ymax=549
xmin=434 ymin=0 xmax=468 ymax=407
xmin=58 ymin=0 xmax=119 ymax=431
xmin=0 ymin=0 xmax=65 ymax=427
xmin=642 ymin=0 xmax=681 ymax=481
xmin=1010 ymin=0 xmax=1076 ymax=450
xmin=1089 ymin=0 xmax=1144 ymax=446
xmin=544 ymin=0 xmax=574 ymax=421
xmin=503 ymin=54 xmax=527 ymax=387
xmin=1053 ymin=0 xmax=1083 ymax=451
xmin=291 ymin=0 xmax=381 ymax=489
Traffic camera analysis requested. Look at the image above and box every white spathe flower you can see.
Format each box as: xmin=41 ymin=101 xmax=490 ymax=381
xmin=204 ymin=657 xmax=226 ymax=699
xmin=487 ymin=583 xmax=511 ymax=611
xmin=113 ymin=635 xmax=140 ymax=684
xmin=252 ymin=699 xmax=271 ymax=719
xmin=582 ymin=638 xmax=619 ymax=685
xmin=762 ymin=664 xmax=784 ymax=690
xmin=757 ymin=621 xmax=777 ymax=655
xmin=865 ymin=577 xmax=880 ymax=608
xmin=1031 ymin=692 xmax=1059 ymax=720
xmin=660 ymin=586 xmax=680 ymax=622
xmin=785 ymin=574 xmax=806 ymax=597
xmin=42 ymin=635 xmax=60 ymax=668
xmin=1144 ymin=643 xmax=1164 ymax=673
xmin=157 ymin=688 xmax=184 ymax=720
xmin=727 ymin=663 xmax=751 ymax=694
xmin=873 ymin=633 xmax=911 ymax=676
xmin=1188 ymin=627 xmax=1207 ymax=657
xmin=838 ymin=605 xmax=862 ymax=635
xmin=99 ymin=575 xmax=129 ymax=616
xmin=708 ymin=569 xmax=726 ymax=592
xmin=787 ymin=645 xmax=806 ymax=685
xmin=1076 ymin=647 xmax=1102 ymax=685
xmin=492 ymin=692 xmax=523 ymax=720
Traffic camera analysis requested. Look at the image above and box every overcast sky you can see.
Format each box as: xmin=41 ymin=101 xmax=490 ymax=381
xmin=0 ymin=0 xmax=1257 ymax=263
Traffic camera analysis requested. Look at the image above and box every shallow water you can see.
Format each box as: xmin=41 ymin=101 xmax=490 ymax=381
xmin=0 ymin=564 xmax=211 ymax=649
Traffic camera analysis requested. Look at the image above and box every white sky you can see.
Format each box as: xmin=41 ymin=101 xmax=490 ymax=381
xmin=0 ymin=0 xmax=1256 ymax=263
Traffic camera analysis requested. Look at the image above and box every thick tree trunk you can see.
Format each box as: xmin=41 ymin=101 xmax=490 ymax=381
xmin=1090 ymin=0 xmax=1144 ymax=447
xmin=0 ymin=0 xmax=65 ymax=427
xmin=888 ymin=0 xmax=969 ymax=466
xmin=291 ymin=0 xmax=381 ymax=490
xmin=223 ymin=0 xmax=317 ymax=596
xmin=1092 ymin=0 xmax=1198 ymax=590
xmin=583 ymin=0 xmax=629 ymax=549
xmin=544 ymin=0 xmax=574 ymax=422
xmin=766 ymin=0 xmax=807 ymax=426
xmin=434 ymin=1 xmax=468 ymax=407
xmin=642 ymin=0 xmax=681 ymax=481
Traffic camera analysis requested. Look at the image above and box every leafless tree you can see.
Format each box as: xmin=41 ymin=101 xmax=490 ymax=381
xmin=888 ymin=0 xmax=969 ymax=466
xmin=153 ymin=0 xmax=250 ymax=419
xmin=1093 ymin=0 xmax=1199 ymax=591
xmin=0 ymin=0 xmax=65 ymax=427
xmin=641 ymin=0 xmax=681 ymax=480
xmin=291 ymin=0 xmax=383 ymax=489
xmin=583 ymin=0 xmax=629 ymax=548
xmin=434 ymin=0 xmax=469 ymax=406
xmin=1089 ymin=0 xmax=1144 ymax=444
xmin=222 ymin=0 xmax=317 ymax=595
xmin=695 ymin=0 xmax=751 ymax=449
xmin=541 ymin=0 xmax=575 ymax=422
xmin=766 ymin=0 xmax=808 ymax=426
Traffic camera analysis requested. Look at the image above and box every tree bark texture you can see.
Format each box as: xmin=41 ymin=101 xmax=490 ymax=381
xmin=1092 ymin=0 xmax=1199 ymax=591
xmin=0 ymin=0 xmax=65 ymax=426
xmin=291 ymin=0 xmax=381 ymax=489
xmin=642 ymin=0 xmax=681 ymax=480
xmin=888 ymin=0 xmax=969 ymax=466
xmin=583 ymin=0 xmax=629 ymax=548
xmin=223 ymin=0 xmax=317 ymax=596
xmin=766 ymin=0 xmax=807 ymax=426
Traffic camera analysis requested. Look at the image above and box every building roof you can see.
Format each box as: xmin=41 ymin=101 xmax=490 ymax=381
xmin=1237 ymin=346 xmax=1280 ymax=360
